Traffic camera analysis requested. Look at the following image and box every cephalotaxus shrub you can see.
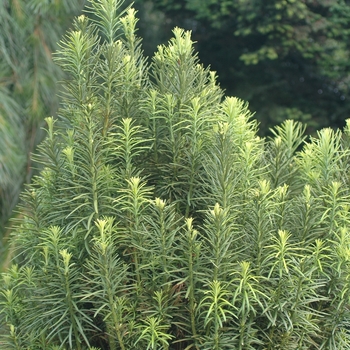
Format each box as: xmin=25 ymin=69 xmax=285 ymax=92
xmin=1 ymin=0 xmax=350 ymax=349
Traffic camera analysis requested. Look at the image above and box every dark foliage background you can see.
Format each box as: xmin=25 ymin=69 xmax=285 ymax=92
xmin=133 ymin=0 xmax=350 ymax=135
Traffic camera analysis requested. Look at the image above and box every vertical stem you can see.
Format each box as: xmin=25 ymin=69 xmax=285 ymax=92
xmin=9 ymin=324 xmax=22 ymax=350
xmin=186 ymin=218 xmax=198 ymax=343
xmin=62 ymin=264 xmax=82 ymax=350
xmin=133 ymin=248 xmax=141 ymax=288
xmin=213 ymin=298 xmax=219 ymax=350
xmin=107 ymin=292 xmax=126 ymax=350
xmin=160 ymin=208 xmax=168 ymax=285
xmin=87 ymin=109 xmax=99 ymax=223
xmin=103 ymin=59 xmax=112 ymax=137
xmin=66 ymin=277 xmax=82 ymax=350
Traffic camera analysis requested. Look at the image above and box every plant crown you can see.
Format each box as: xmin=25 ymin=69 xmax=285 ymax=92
xmin=1 ymin=0 xmax=350 ymax=349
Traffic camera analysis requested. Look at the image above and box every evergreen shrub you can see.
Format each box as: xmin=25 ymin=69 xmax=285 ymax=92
xmin=1 ymin=0 xmax=350 ymax=348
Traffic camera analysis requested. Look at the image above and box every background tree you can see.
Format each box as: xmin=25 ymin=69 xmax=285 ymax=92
xmin=0 ymin=0 xmax=84 ymax=264
xmin=134 ymin=0 xmax=350 ymax=134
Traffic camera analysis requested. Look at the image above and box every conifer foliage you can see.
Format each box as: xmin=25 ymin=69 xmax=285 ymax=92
xmin=1 ymin=0 xmax=350 ymax=349
xmin=0 ymin=0 xmax=84 ymax=243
